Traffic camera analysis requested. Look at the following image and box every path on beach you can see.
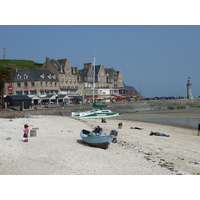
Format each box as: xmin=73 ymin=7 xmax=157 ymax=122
xmin=0 ymin=115 xmax=200 ymax=175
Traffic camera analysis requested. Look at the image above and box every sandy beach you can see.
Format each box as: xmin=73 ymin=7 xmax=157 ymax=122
xmin=0 ymin=114 xmax=200 ymax=175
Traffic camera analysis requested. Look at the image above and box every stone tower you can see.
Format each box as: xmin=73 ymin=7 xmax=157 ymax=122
xmin=3 ymin=48 xmax=7 ymax=59
xmin=186 ymin=77 xmax=193 ymax=99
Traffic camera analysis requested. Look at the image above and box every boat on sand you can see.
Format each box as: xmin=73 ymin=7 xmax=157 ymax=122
xmin=80 ymin=130 xmax=112 ymax=149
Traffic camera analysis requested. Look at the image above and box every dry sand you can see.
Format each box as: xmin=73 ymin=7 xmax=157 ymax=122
xmin=0 ymin=115 xmax=200 ymax=175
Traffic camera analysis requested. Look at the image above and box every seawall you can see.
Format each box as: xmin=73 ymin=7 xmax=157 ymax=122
xmin=0 ymin=98 xmax=200 ymax=118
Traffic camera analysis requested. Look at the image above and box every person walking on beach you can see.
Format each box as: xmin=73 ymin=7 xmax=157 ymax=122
xmin=198 ymin=123 xmax=200 ymax=136
xmin=149 ymin=131 xmax=169 ymax=137
xmin=23 ymin=124 xmax=29 ymax=142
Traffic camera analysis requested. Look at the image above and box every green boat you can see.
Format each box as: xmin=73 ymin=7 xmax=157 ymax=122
xmin=71 ymin=103 xmax=120 ymax=118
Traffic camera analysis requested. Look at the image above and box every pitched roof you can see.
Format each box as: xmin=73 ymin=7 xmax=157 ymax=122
xmin=9 ymin=69 xmax=59 ymax=82
xmin=78 ymin=65 xmax=102 ymax=83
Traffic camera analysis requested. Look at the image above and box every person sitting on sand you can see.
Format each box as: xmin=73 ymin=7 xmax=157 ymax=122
xmin=149 ymin=131 xmax=169 ymax=137
xmin=130 ymin=127 xmax=143 ymax=130
xmin=101 ymin=117 xmax=106 ymax=123
xmin=92 ymin=126 xmax=103 ymax=135
xmin=118 ymin=122 xmax=123 ymax=129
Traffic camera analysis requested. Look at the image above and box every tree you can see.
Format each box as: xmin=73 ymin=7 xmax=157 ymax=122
xmin=0 ymin=66 xmax=11 ymax=109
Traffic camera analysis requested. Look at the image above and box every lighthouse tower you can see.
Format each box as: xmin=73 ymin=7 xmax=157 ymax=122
xmin=186 ymin=77 xmax=193 ymax=99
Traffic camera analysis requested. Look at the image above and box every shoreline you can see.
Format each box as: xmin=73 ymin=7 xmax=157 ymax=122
xmin=1 ymin=115 xmax=200 ymax=175
xmin=118 ymin=108 xmax=200 ymax=130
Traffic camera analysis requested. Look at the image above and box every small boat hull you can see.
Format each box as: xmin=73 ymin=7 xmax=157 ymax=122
xmin=80 ymin=131 xmax=111 ymax=149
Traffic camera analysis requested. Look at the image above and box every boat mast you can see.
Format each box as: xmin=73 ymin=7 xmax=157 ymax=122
xmin=93 ymin=56 xmax=96 ymax=103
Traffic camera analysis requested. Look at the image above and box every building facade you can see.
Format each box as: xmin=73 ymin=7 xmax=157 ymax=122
xmin=4 ymin=57 xmax=139 ymax=104
xmin=78 ymin=63 xmax=124 ymax=100
xmin=5 ymin=69 xmax=59 ymax=96
xmin=42 ymin=57 xmax=79 ymax=96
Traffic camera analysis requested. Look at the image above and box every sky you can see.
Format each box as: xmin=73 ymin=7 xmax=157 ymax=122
xmin=1 ymin=25 xmax=199 ymax=98
xmin=0 ymin=1 xmax=200 ymax=98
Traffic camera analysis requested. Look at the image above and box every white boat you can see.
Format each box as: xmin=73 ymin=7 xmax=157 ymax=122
xmin=76 ymin=108 xmax=120 ymax=118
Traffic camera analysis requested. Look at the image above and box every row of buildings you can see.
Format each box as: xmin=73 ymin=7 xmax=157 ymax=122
xmin=4 ymin=57 xmax=141 ymax=106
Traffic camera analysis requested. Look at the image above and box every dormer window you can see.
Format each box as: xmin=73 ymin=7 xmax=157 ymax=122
xmin=17 ymin=74 xmax=21 ymax=80
xmin=47 ymin=74 xmax=52 ymax=79
xmin=40 ymin=73 xmax=45 ymax=79
xmin=24 ymin=74 xmax=28 ymax=79
xmin=52 ymin=74 xmax=56 ymax=79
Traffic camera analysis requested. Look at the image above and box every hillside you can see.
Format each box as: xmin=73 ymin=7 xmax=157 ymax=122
xmin=0 ymin=59 xmax=43 ymax=69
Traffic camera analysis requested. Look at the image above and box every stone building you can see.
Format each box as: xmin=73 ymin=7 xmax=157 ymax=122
xmin=42 ymin=57 xmax=124 ymax=100
xmin=78 ymin=63 xmax=124 ymax=100
xmin=5 ymin=68 xmax=59 ymax=97
xmin=42 ymin=57 xmax=79 ymax=96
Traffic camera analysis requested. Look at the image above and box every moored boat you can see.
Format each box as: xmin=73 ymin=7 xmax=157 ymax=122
xmin=79 ymin=109 xmax=120 ymax=118
xmin=72 ymin=103 xmax=120 ymax=118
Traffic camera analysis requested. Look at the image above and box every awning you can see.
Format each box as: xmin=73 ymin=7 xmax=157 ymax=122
xmin=85 ymin=95 xmax=99 ymax=99
xmin=132 ymin=94 xmax=143 ymax=97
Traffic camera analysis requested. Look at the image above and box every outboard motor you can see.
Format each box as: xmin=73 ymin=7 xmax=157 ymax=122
xmin=110 ymin=130 xmax=118 ymax=143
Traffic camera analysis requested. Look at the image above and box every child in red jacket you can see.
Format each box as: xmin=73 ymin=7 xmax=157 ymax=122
xmin=23 ymin=124 xmax=29 ymax=142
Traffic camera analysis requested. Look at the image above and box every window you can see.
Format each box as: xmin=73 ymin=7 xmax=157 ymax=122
xmin=16 ymin=91 xmax=22 ymax=95
xmin=31 ymin=82 xmax=35 ymax=87
xmin=46 ymin=82 xmax=48 ymax=87
xmin=70 ymin=90 xmax=76 ymax=95
xmin=30 ymin=90 xmax=36 ymax=95
xmin=55 ymin=82 xmax=57 ymax=87
xmin=50 ymin=82 xmax=52 ymax=87
xmin=17 ymin=83 xmax=21 ymax=88
xmin=52 ymin=74 xmax=56 ymax=79
xmin=24 ymin=82 xmax=28 ymax=87
xmin=24 ymin=91 xmax=28 ymax=95
xmin=40 ymin=90 xmax=45 ymax=95
xmin=40 ymin=74 xmax=45 ymax=79
xmin=24 ymin=74 xmax=28 ymax=79
xmin=55 ymin=90 xmax=58 ymax=95
xmin=47 ymin=74 xmax=52 ymax=79
xmin=17 ymin=74 xmax=21 ymax=80
xmin=40 ymin=82 xmax=43 ymax=87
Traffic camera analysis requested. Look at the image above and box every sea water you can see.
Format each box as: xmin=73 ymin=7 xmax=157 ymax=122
xmin=121 ymin=108 xmax=200 ymax=129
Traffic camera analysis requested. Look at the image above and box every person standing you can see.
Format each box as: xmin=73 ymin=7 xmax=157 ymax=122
xmin=23 ymin=124 xmax=29 ymax=142
xmin=198 ymin=123 xmax=200 ymax=136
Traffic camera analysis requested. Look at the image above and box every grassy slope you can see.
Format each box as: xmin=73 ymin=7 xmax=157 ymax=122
xmin=0 ymin=59 xmax=43 ymax=69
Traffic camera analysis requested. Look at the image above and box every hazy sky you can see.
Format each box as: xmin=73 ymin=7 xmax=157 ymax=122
xmin=0 ymin=25 xmax=199 ymax=98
